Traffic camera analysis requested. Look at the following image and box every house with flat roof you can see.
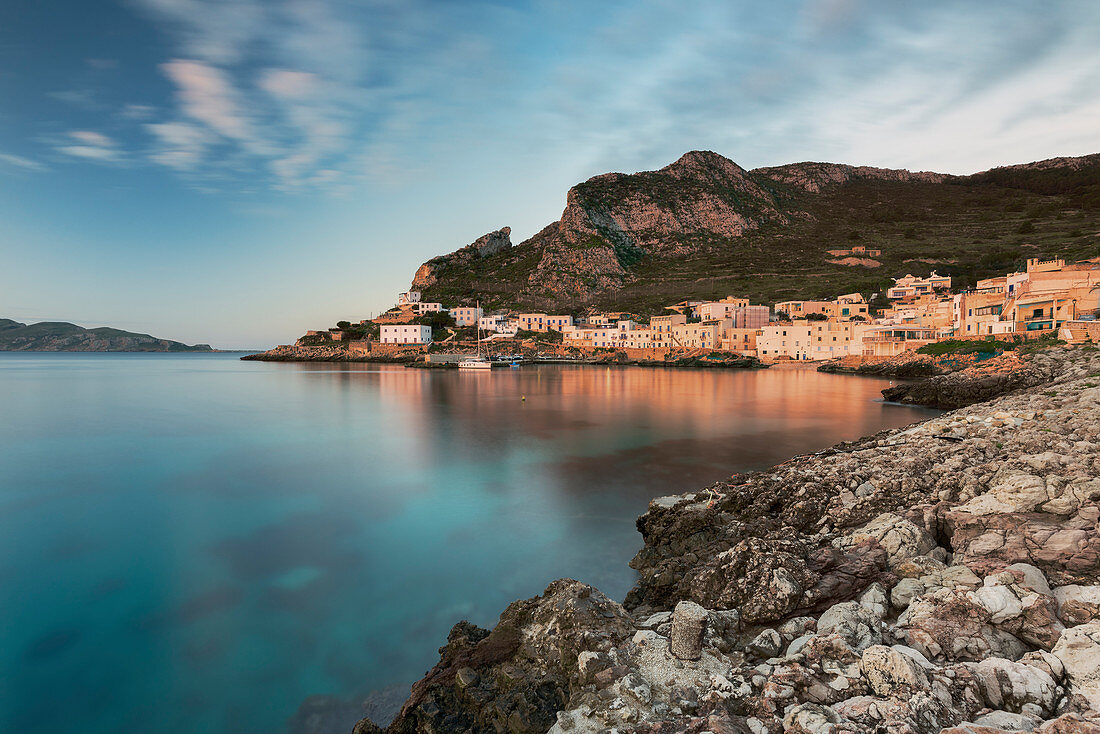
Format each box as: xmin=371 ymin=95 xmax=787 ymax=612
xmin=380 ymin=324 xmax=432 ymax=344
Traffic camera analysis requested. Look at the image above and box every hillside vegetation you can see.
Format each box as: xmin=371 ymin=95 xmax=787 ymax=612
xmin=411 ymin=152 xmax=1100 ymax=315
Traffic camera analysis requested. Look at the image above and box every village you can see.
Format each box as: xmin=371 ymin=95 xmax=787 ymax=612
xmin=304 ymin=257 xmax=1100 ymax=364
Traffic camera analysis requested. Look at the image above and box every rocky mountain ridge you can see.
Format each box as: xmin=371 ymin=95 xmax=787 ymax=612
xmin=0 ymin=319 xmax=213 ymax=352
xmin=407 ymin=152 xmax=1099 ymax=313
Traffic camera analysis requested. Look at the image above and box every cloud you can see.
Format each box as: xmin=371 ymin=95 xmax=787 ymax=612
xmin=0 ymin=151 xmax=46 ymax=171
xmin=259 ymin=69 xmax=317 ymax=100
xmin=56 ymin=145 xmax=120 ymax=161
xmin=132 ymin=0 xmax=267 ymax=66
xmin=70 ymin=130 xmax=115 ymax=148
xmin=48 ymin=88 xmax=102 ymax=110
xmin=111 ymin=0 xmax=1100 ymax=195
xmin=146 ymin=121 xmax=214 ymax=169
xmin=161 ymin=59 xmax=252 ymax=141
xmin=121 ymin=104 xmax=157 ymax=120
xmin=55 ymin=131 xmax=121 ymax=162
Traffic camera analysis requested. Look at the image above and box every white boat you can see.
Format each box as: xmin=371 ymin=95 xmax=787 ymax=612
xmin=459 ymin=300 xmax=493 ymax=369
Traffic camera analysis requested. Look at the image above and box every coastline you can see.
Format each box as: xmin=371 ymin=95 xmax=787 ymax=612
xmin=340 ymin=345 xmax=1100 ymax=733
xmin=240 ymin=344 xmax=767 ymax=370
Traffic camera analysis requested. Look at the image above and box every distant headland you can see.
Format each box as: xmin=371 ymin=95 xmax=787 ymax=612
xmin=0 ymin=319 xmax=213 ymax=352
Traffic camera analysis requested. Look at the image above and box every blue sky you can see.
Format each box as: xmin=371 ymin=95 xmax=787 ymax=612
xmin=1 ymin=0 xmax=1097 ymax=349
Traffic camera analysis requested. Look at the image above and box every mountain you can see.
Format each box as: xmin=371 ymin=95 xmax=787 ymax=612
xmin=0 ymin=319 xmax=214 ymax=352
xmin=410 ymin=151 xmax=1100 ymax=314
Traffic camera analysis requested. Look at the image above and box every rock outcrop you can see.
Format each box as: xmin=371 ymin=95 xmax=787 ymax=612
xmin=882 ymin=350 xmax=1058 ymax=409
xmin=753 ymin=162 xmax=946 ymax=193
xmin=404 ymin=152 xmax=1100 ymax=313
xmin=412 ymin=227 xmax=513 ymax=291
xmin=357 ymin=346 xmax=1100 ymax=733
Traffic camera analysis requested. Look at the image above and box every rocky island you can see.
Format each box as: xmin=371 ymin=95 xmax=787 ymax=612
xmin=345 ymin=345 xmax=1100 ymax=733
xmin=0 ymin=318 xmax=213 ymax=352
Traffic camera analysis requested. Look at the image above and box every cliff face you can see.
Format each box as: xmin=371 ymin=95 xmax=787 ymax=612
xmin=406 ymin=151 xmax=1100 ymax=313
xmin=753 ymin=161 xmax=946 ymax=193
xmin=412 ymin=227 xmax=513 ymax=291
xmin=0 ymin=319 xmax=213 ymax=352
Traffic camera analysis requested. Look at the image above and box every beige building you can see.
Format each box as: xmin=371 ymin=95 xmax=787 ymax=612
xmin=721 ymin=328 xmax=758 ymax=356
xmin=450 ymin=306 xmax=483 ymax=326
xmin=775 ymin=294 xmax=867 ymax=321
xmin=518 ymin=313 xmax=574 ymax=332
xmin=856 ymin=326 xmax=938 ymax=357
xmin=887 ymin=271 xmax=952 ymax=301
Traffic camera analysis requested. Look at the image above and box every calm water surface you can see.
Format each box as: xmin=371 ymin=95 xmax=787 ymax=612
xmin=0 ymin=353 xmax=937 ymax=733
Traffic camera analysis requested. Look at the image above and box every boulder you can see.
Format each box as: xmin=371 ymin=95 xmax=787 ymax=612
xmin=859 ymin=582 xmax=889 ymax=619
xmin=817 ymin=601 xmax=882 ymax=651
xmin=859 ymin=644 xmax=930 ymax=697
xmin=892 ymin=577 xmax=927 ymax=609
xmin=1054 ymin=585 xmax=1100 ymax=625
xmin=747 ymin=628 xmax=782 ymax=658
xmin=1052 ymin=622 xmax=1100 ymax=710
xmin=971 ymin=657 xmax=1060 ymax=716
xmin=840 ymin=512 xmax=936 ymax=569
xmin=782 ymin=702 xmax=841 ymax=733
xmin=895 ymin=587 xmax=1027 ymax=662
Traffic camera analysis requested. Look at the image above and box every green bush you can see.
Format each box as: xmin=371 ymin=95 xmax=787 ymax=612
xmin=917 ymin=338 xmax=1016 ymax=356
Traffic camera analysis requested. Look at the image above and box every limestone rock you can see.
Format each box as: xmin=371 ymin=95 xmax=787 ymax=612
xmin=1054 ymin=586 xmax=1100 ymax=625
xmin=860 ymin=644 xmax=930 ymax=697
xmin=971 ymin=657 xmax=1060 ymax=716
xmin=1052 ymin=622 xmax=1100 ymax=710
xmin=817 ymin=601 xmax=882 ymax=651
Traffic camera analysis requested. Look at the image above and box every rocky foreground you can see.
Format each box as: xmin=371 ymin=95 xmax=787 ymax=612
xmin=354 ymin=346 xmax=1100 ymax=734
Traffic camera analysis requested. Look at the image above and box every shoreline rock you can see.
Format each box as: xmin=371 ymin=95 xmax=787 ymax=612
xmin=348 ymin=346 xmax=1100 ymax=733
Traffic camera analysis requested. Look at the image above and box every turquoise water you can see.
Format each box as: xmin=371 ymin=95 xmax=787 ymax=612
xmin=0 ymin=354 xmax=936 ymax=733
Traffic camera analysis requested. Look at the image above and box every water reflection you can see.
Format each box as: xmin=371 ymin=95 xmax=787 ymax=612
xmin=0 ymin=356 xmax=936 ymax=734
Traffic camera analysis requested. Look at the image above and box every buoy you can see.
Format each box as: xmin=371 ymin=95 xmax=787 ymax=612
xmin=521 ymin=395 xmax=526 ymax=401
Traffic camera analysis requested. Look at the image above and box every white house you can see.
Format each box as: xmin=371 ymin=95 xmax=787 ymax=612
xmin=414 ymin=302 xmax=444 ymax=314
xmin=398 ymin=291 xmax=421 ymax=306
xmin=380 ymin=324 xmax=432 ymax=344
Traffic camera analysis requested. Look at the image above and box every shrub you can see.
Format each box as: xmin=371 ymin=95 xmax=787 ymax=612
xmin=917 ymin=338 xmax=1016 ymax=356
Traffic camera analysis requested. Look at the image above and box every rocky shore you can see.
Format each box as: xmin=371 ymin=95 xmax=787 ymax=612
xmin=241 ymin=344 xmax=764 ymax=370
xmin=352 ymin=346 xmax=1100 ymax=734
xmin=239 ymin=344 xmax=413 ymax=362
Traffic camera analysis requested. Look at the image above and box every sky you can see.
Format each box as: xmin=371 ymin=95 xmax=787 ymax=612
xmin=0 ymin=0 xmax=1098 ymax=349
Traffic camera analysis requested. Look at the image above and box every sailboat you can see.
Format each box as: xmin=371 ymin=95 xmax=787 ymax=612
xmin=459 ymin=301 xmax=493 ymax=370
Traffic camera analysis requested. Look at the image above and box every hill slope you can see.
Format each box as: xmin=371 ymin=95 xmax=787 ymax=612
xmin=411 ymin=151 xmax=1100 ymax=314
xmin=0 ymin=319 xmax=214 ymax=352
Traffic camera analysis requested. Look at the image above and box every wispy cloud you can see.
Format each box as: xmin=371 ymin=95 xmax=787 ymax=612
xmin=25 ymin=0 xmax=1099 ymax=191
xmin=160 ymin=59 xmax=253 ymax=142
xmin=145 ymin=121 xmax=214 ymax=170
xmin=0 ymin=151 xmax=47 ymax=171
xmin=55 ymin=130 xmax=122 ymax=162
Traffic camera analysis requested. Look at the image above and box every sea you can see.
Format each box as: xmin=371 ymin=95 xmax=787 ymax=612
xmin=0 ymin=353 xmax=937 ymax=733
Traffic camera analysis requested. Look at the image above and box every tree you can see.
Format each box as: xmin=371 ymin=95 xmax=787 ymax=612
xmin=806 ymin=312 xmax=829 ymax=321
xmin=416 ymin=311 xmax=456 ymax=334
xmin=336 ymin=320 xmax=351 ymax=329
